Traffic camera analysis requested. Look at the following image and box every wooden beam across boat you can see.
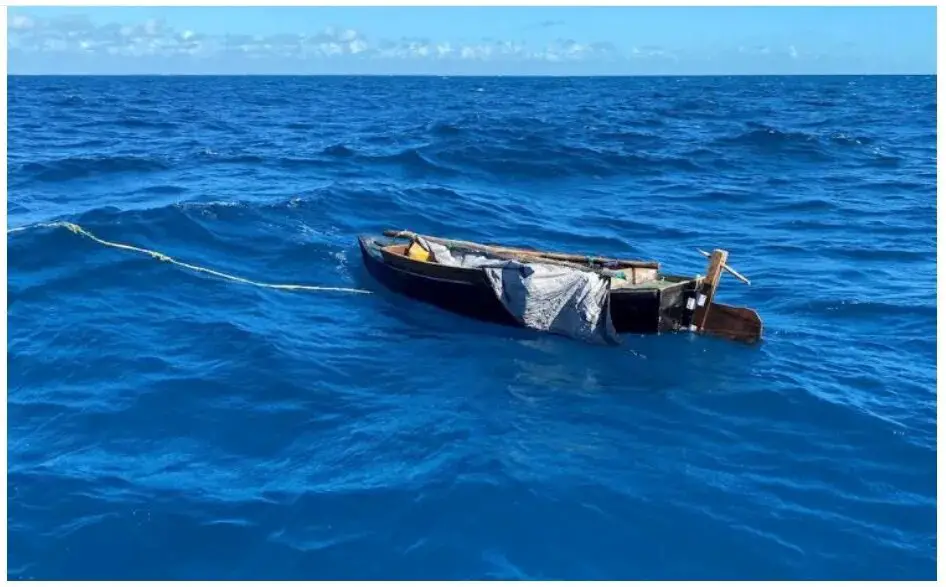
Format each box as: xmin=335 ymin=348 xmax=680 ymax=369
xmin=382 ymin=229 xmax=661 ymax=270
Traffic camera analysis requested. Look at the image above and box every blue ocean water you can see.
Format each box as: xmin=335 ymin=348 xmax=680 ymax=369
xmin=7 ymin=75 xmax=936 ymax=580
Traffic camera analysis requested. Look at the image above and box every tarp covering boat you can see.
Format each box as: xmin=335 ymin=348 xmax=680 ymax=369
xmin=417 ymin=237 xmax=620 ymax=345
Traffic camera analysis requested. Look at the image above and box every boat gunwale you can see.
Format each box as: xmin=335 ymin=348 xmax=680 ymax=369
xmin=360 ymin=235 xmax=701 ymax=295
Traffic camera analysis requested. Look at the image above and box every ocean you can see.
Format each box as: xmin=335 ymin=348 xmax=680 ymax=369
xmin=7 ymin=75 xmax=936 ymax=580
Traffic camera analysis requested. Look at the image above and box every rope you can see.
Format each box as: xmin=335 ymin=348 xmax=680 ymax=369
xmin=7 ymin=221 xmax=372 ymax=295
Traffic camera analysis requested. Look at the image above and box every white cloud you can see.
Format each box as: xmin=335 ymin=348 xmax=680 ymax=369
xmin=11 ymin=15 xmax=34 ymax=30
xmin=459 ymin=45 xmax=481 ymax=60
xmin=143 ymin=19 xmax=161 ymax=36
xmin=628 ymin=44 xmax=674 ymax=60
xmin=542 ymin=39 xmax=619 ymax=62
xmin=736 ymin=45 xmax=772 ymax=59
xmin=318 ymin=42 xmax=343 ymax=56
xmin=11 ymin=10 xmax=759 ymax=75
xmin=788 ymin=45 xmax=798 ymax=59
xmin=8 ymin=11 xmax=633 ymax=67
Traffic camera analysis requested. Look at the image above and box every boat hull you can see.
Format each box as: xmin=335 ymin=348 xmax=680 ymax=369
xmin=359 ymin=235 xmax=521 ymax=327
xmin=358 ymin=236 xmax=700 ymax=336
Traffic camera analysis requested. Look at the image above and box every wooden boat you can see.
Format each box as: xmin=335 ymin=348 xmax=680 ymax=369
xmin=358 ymin=230 xmax=763 ymax=344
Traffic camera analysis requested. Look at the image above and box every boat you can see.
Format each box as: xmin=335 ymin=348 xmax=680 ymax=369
xmin=358 ymin=229 xmax=763 ymax=345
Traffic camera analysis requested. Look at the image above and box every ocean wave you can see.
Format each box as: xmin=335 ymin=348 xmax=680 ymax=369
xmin=788 ymin=298 xmax=935 ymax=321
xmin=342 ymin=148 xmax=459 ymax=175
xmin=7 ymin=74 xmax=936 ymax=581
xmin=828 ymin=132 xmax=874 ymax=146
xmin=139 ymin=185 xmax=188 ymax=195
xmin=763 ymin=198 xmax=838 ymax=213
xmin=426 ymin=121 xmax=464 ymax=136
xmin=422 ymin=142 xmax=703 ymax=179
xmin=14 ymin=156 xmax=170 ymax=183
xmin=50 ymin=95 xmax=87 ymax=107
xmin=197 ymin=150 xmax=266 ymax=164
xmin=717 ymin=125 xmax=820 ymax=149
xmin=113 ymin=118 xmax=178 ymax=130
xmin=322 ymin=144 xmax=356 ymax=157
xmin=73 ymin=116 xmax=178 ymax=130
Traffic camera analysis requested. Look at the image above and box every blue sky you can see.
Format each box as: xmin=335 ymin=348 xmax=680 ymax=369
xmin=7 ymin=6 xmax=937 ymax=75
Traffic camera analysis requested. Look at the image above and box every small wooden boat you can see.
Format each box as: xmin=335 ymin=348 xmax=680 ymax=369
xmin=358 ymin=230 xmax=763 ymax=344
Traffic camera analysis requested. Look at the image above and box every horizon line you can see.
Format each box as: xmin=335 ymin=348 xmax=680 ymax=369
xmin=8 ymin=72 xmax=935 ymax=77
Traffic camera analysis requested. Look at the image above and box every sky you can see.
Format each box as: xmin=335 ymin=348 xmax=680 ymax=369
xmin=7 ymin=6 xmax=937 ymax=75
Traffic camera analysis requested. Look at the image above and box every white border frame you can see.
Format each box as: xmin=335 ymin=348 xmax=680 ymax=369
xmin=1 ymin=0 xmax=940 ymax=584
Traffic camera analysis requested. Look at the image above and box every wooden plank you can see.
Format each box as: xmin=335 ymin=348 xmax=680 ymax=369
xmin=693 ymin=249 xmax=728 ymax=331
xmin=700 ymin=302 xmax=763 ymax=344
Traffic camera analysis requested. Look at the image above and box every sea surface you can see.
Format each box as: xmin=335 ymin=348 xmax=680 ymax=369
xmin=7 ymin=75 xmax=937 ymax=580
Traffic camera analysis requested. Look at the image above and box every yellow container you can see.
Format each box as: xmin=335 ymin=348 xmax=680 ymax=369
xmin=408 ymin=241 xmax=431 ymax=262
